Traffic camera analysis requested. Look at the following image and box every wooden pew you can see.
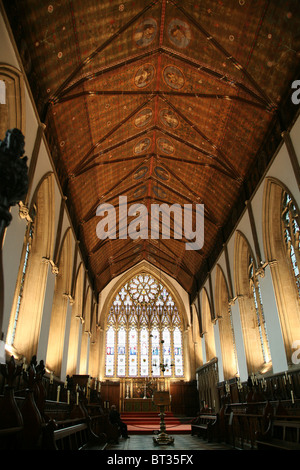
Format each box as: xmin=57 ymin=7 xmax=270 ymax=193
xmin=42 ymin=415 xmax=106 ymax=450
xmin=0 ymin=356 xmax=108 ymax=450
xmin=256 ymin=416 xmax=300 ymax=450
xmin=222 ymin=401 xmax=273 ymax=449
xmin=41 ymin=391 xmax=108 ymax=450
xmin=191 ymin=413 xmax=219 ymax=442
xmin=0 ymin=356 xmax=25 ymax=449
xmin=86 ymin=403 xmax=119 ymax=444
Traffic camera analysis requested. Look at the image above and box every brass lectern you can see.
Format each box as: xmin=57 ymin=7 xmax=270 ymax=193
xmin=152 ymin=391 xmax=174 ymax=445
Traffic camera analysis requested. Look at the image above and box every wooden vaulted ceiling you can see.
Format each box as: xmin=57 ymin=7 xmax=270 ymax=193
xmin=3 ymin=0 xmax=300 ymax=298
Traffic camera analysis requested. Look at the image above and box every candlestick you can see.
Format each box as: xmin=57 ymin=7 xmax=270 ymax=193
xmin=56 ymin=385 xmax=60 ymax=402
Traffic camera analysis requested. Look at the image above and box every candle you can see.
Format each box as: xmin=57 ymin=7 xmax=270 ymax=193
xmin=56 ymin=385 xmax=60 ymax=402
xmin=76 ymin=392 xmax=79 ymax=405
xmin=67 ymin=390 xmax=70 ymax=404
xmin=291 ymin=390 xmax=295 ymax=404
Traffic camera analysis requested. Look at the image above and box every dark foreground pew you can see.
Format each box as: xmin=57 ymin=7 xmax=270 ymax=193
xmin=191 ymin=414 xmax=219 ymax=442
xmin=256 ymin=416 xmax=300 ymax=450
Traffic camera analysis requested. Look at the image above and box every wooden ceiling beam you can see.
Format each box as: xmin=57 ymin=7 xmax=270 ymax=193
xmin=170 ymin=0 xmax=275 ymax=108
xmin=49 ymin=0 xmax=160 ymax=101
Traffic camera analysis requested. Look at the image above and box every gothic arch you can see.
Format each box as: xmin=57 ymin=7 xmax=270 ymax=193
xmin=201 ymin=287 xmax=216 ymax=363
xmin=234 ymin=230 xmax=271 ymax=375
xmin=0 ymin=63 xmax=25 ymax=140
xmin=101 ymin=262 xmax=187 ymax=380
xmin=6 ymin=172 xmax=55 ymax=360
xmin=46 ymin=227 xmax=72 ymax=377
xmin=215 ymin=264 xmax=238 ymax=380
xmin=263 ymin=177 xmax=300 ymax=365
xmin=99 ymin=260 xmax=189 ymax=331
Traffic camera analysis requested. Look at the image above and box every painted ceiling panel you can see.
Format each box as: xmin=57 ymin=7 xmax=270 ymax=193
xmin=3 ymin=0 xmax=300 ymax=297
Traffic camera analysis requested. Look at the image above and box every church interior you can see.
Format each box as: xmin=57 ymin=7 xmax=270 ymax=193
xmin=0 ymin=0 xmax=300 ymax=451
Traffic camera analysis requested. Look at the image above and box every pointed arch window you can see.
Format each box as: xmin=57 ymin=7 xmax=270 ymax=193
xmin=9 ymin=206 xmax=36 ymax=346
xmin=282 ymin=192 xmax=300 ymax=297
xmin=105 ymin=273 xmax=184 ymax=378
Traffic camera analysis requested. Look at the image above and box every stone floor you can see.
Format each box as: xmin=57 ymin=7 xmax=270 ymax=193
xmin=105 ymin=433 xmax=233 ymax=451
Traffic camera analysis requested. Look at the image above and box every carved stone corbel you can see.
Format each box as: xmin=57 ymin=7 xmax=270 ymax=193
xmin=42 ymin=256 xmax=59 ymax=275
xmin=63 ymin=293 xmax=74 ymax=304
xmin=18 ymin=201 xmax=32 ymax=222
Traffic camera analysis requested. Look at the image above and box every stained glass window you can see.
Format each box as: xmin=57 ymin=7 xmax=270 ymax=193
xmin=106 ymin=326 xmax=115 ymax=376
xmin=282 ymin=192 xmax=300 ymax=297
xmin=105 ymin=273 xmax=184 ymax=378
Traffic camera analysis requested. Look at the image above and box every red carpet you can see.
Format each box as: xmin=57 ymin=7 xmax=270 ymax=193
xmin=121 ymin=412 xmax=192 ymax=434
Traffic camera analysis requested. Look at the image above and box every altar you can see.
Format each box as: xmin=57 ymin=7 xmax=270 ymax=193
xmin=120 ymin=378 xmax=171 ymax=412
xmin=123 ymin=398 xmax=159 ymax=412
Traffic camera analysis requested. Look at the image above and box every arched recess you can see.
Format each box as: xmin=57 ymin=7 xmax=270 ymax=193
xmin=263 ymin=177 xmax=300 ymax=365
xmin=46 ymin=227 xmax=72 ymax=377
xmin=99 ymin=260 xmax=189 ymax=331
xmin=6 ymin=172 xmax=55 ymax=361
xmin=100 ymin=261 xmax=189 ymax=380
xmin=66 ymin=262 xmax=84 ymax=377
xmin=201 ymin=288 xmax=216 ymax=363
xmin=234 ymin=230 xmax=271 ymax=375
xmin=0 ymin=64 xmax=25 ymax=140
xmin=215 ymin=265 xmax=238 ymax=380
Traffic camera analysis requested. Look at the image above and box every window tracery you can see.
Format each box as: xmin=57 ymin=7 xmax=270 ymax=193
xmin=282 ymin=192 xmax=300 ymax=297
xmin=105 ymin=273 xmax=184 ymax=378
